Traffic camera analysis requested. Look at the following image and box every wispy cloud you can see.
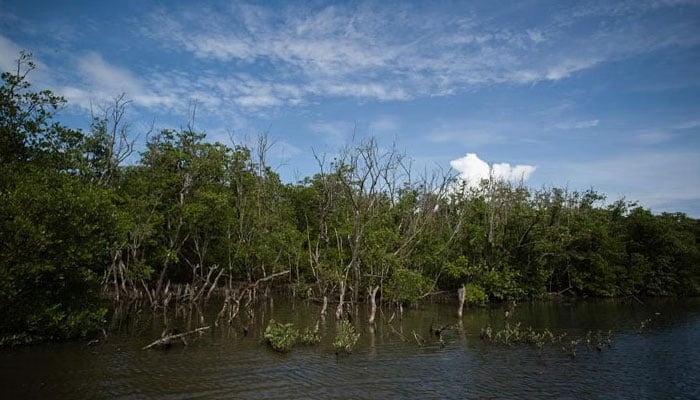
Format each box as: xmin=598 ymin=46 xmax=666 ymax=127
xmin=554 ymin=119 xmax=600 ymax=130
xmin=56 ymin=52 xmax=185 ymax=111
xmin=545 ymin=58 xmax=601 ymax=81
xmin=308 ymin=120 xmax=356 ymax=148
xmin=429 ymin=129 xmax=501 ymax=146
xmin=535 ymin=151 xmax=700 ymax=213
xmin=0 ymin=35 xmax=23 ymax=73
xmin=673 ymin=120 xmax=700 ymax=130
xmin=369 ymin=115 xmax=401 ymax=134
xmin=636 ymin=131 xmax=673 ymax=145
xmin=136 ymin=1 xmax=700 ymax=109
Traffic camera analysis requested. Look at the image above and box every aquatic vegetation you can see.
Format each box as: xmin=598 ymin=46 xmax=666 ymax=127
xmin=480 ymin=322 xmax=613 ymax=358
xmin=263 ymin=319 xmax=324 ymax=352
xmin=264 ymin=320 xmax=299 ymax=352
xmin=638 ymin=318 xmax=652 ymax=332
xmin=563 ymin=339 xmax=580 ymax=358
xmin=480 ymin=325 xmax=493 ymax=341
xmin=333 ymin=320 xmax=360 ymax=354
xmin=299 ymin=325 xmax=321 ymax=345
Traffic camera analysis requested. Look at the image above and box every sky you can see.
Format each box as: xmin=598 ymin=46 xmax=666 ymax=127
xmin=1 ymin=0 xmax=699 ymax=215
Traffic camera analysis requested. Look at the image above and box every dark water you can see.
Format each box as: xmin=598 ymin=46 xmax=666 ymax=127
xmin=1 ymin=298 xmax=699 ymax=399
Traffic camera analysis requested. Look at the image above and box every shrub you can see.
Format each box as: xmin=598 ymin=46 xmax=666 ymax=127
xmin=465 ymin=283 xmax=487 ymax=305
xmin=263 ymin=320 xmax=298 ymax=352
xmin=333 ymin=320 xmax=360 ymax=354
xmin=299 ymin=326 xmax=321 ymax=345
xmin=385 ymin=268 xmax=433 ymax=305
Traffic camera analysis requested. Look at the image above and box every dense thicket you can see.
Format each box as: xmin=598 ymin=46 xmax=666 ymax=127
xmin=2 ymin=55 xmax=699 ymax=342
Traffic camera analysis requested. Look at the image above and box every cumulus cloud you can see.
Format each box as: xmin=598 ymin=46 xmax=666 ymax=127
xmin=450 ymin=153 xmax=536 ymax=187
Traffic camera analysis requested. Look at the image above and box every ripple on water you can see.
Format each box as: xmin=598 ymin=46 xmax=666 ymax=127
xmin=1 ymin=298 xmax=700 ymax=399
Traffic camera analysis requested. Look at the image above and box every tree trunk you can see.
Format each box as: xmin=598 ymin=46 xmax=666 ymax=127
xmin=368 ymin=285 xmax=380 ymax=325
xmin=335 ymin=280 xmax=346 ymax=320
xmin=320 ymin=295 xmax=328 ymax=319
xmin=457 ymin=284 xmax=466 ymax=318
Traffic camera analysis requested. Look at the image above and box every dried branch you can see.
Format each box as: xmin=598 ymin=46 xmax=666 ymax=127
xmin=142 ymin=326 xmax=210 ymax=350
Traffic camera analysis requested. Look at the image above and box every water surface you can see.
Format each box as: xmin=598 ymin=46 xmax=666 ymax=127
xmin=1 ymin=298 xmax=698 ymax=399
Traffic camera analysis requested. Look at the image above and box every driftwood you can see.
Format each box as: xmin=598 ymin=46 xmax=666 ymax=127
xmin=412 ymin=330 xmax=424 ymax=346
xmin=142 ymin=326 xmax=210 ymax=350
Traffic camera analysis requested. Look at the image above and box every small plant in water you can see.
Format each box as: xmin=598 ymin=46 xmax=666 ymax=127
xmin=480 ymin=325 xmax=493 ymax=341
xmin=333 ymin=320 xmax=360 ymax=354
xmin=563 ymin=339 xmax=580 ymax=358
xmin=264 ymin=319 xmax=299 ymax=352
xmin=299 ymin=325 xmax=321 ymax=345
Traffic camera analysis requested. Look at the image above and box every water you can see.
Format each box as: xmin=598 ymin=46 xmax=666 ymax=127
xmin=1 ymin=298 xmax=699 ymax=399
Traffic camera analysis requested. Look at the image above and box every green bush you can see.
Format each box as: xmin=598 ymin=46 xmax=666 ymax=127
xmin=263 ymin=320 xmax=299 ymax=352
xmin=465 ymin=283 xmax=487 ymax=305
xmin=299 ymin=326 xmax=321 ymax=345
xmin=385 ymin=268 xmax=433 ymax=305
xmin=333 ymin=320 xmax=360 ymax=354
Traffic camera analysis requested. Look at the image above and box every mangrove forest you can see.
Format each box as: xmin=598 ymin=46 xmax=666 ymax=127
xmin=1 ymin=54 xmax=699 ymax=345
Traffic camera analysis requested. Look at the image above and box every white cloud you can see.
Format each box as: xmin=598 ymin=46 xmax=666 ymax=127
xmin=0 ymin=35 xmax=23 ymax=73
xmin=429 ymin=130 xmax=501 ymax=146
xmin=545 ymin=58 xmax=601 ymax=81
xmin=535 ymin=151 xmax=700 ymax=215
xmin=57 ymin=52 xmax=183 ymax=111
xmin=554 ymin=119 xmax=600 ymax=130
xmin=427 ymin=117 xmax=539 ymax=146
xmin=137 ymin=1 xmax=700 ymax=108
xmin=673 ymin=120 xmax=700 ymax=130
xmin=450 ymin=153 xmax=536 ymax=188
xmin=636 ymin=131 xmax=673 ymax=145
xmin=526 ymin=29 xmax=545 ymax=43
xmin=308 ymin=120 xmax=356 ymax=148
xmin=0 ymin=35 xmax=54 ymax=87
xmin=268 ymin=139 xmax=302 ymax=163
xmin=369 ymin=115 xmax=401 ymax=134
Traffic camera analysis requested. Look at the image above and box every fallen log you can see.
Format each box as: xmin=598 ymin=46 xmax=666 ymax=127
xmin=142 ymin=326 xmax=211 ymax=350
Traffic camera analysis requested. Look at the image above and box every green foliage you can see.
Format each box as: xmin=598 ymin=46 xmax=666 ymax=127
xmin=464 ymin=283 xmax=487 ymax=305
xmin=0 ymin=54 xmax=114 ymax=343
xmin=263 ymin=320 xmax=299 ymax=352
xmin=444 ymin=256 xmax=469 ymax=280
xmin=262 ymin=320 xmax=321 ymax=351
xmin=385 ymin=268 xmax=433 ymax=305
xmin=333 ymin=320 xmax=360 ymax=354
xmin=299 ymin=326 xmax=322 ymax=345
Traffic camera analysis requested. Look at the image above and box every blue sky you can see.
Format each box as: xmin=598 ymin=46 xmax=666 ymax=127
xmin=1 ymin=0 xmax=699 ymax=215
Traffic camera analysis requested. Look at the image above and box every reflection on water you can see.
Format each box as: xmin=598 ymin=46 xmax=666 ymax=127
xmin=1 ymin=298 xmax=699 ymax=399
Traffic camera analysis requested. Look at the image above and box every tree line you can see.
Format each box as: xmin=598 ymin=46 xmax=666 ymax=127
xmin=1 ymin=54 xmax=699 ymax=343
